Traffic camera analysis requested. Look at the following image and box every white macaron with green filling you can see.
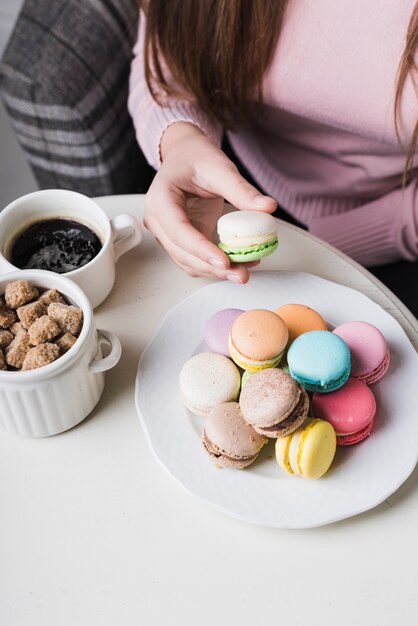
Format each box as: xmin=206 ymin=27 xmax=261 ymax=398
xmin=217 ymin=211 xmax=278 ymax=262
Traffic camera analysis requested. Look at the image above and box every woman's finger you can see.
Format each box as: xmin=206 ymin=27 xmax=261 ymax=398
xmin=145 ymin=212 xmax=253 ymax=283
xmin=193 ymin=156 xmax=277 ymax=214
xmin=146 ymin=181 xmax=230 ymax=269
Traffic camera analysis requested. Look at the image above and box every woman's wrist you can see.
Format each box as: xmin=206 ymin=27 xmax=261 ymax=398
xmin=160 ymin=121 xmax=205 ymax=161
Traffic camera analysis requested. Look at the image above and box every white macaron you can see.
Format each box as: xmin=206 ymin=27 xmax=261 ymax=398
xmin=179 ymin=352 xmax=241 ymax=416
xmin=217 ymin=211 xmax=278 ymax=262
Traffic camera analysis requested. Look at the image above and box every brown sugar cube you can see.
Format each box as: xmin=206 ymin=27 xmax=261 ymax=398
xmin=4 ymin=280 xmax=39 ymax=309
xmin=10 ymin=322 xmax=24 ymax=335
xmin=0 ymin=299 xmax=17 ymax=328
xmin=0 ymin=349 xmax=6 ymax=370
xmin=17 ymin=300 xmax=47 ymax=329
xmin=0 ymin=329 xmax=14 ymax=350
xmin=47 ymin=302 xmax=83 ymax=335
xmin=38 ymin=289 xmax=66 ymax=306
xmin=28 ymin=315 xmax=61 ymax=346
xmin=5 ymin=329 xmax=31 ymax=369
xmin=55 ymin=332 xmax=77 ymax=352
xmin=22 ymin=343 xmax=60 ymax=371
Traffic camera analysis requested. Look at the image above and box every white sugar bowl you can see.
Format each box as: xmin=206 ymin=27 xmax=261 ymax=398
xmin=0 ymin=269 xmax=121 ymax=437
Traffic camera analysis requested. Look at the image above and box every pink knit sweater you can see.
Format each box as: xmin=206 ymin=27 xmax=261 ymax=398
xmin=128 ymin=0 xmax=418 ymax=266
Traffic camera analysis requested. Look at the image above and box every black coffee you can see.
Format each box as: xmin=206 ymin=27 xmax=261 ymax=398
xmin=10 ymin=218 xmax=102 ymax=273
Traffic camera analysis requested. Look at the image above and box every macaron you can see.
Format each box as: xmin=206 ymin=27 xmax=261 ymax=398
xmin=202 ymin=402 xmax=267 ymax=468
xmin=332 ymin=321 xmax=390 ymax=385
xmin=311 ymin=377 xmax=377 ymax=445
xmin=275 ymin=418 xmax=337 ymax=479
xmin=217 ymin=211 xmax=278 ymax=262
xmin=287 ymin=330 xmax=351 ymax=393
xmin=241 ymin=361 xmax=290 ymax=388
xmin=179 ymin=352 xmax=240 ymax=417
xmin=228 ymin=309 xmax=288 ymax=372
xmin=204 ymin=308 xmax=245 ymax=356
xmin=274 ymin=303 xmax=328 ymax=345
xmin=239 ymin=368 xmax=309 ymax=438
xmin=241 ymin=369 xmax=253 ymax=388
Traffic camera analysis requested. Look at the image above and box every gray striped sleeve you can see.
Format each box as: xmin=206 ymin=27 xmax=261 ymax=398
xmin=0 ymin=0 xmax=155 ymax=196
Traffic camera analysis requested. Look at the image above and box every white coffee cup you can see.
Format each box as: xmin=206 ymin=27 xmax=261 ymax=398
xmin=0 ymin=189 xmax=142 ymax=308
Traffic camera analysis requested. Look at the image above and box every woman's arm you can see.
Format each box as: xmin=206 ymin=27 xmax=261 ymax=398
xmin=128 ymin=14 xmax=277 ymax=282
xmin=309 ymin=179 xmax=418 ymax=267
xmin=128 ymin=14 xmax=223 ymax=169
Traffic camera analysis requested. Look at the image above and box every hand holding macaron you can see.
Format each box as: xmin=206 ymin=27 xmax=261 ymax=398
xmin=144 ymin=122 xmax=277 ymax=284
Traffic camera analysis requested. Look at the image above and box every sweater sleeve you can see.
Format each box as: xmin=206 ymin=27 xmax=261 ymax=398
xmin=309 ymin=178 xmax=418 ymax=267
xmin=128 ymin=13 xmax=223 ymax=170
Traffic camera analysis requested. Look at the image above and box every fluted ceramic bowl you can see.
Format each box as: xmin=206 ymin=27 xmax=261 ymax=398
xmin=0 ymin=269 xmax=121 ymax=437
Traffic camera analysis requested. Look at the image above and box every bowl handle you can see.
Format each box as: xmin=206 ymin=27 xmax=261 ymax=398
xmin=89 ymin=329 xmax=122 ymax=373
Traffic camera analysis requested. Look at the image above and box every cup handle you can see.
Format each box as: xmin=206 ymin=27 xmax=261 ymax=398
xmin=111 ymin=214 xmax=142 ymax=262
xmin=89 ymin=329 xmax=122 ymax=373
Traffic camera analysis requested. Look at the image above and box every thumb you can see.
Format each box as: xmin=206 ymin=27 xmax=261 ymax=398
xmin=205 ymin=157 xmax=277 ymax=213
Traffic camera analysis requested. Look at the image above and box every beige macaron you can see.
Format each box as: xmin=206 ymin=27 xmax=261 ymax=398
xmin=202 ymin=402 xmax=267 ymax=468
xmin=179 ymin=352 xmax=241 ymax=417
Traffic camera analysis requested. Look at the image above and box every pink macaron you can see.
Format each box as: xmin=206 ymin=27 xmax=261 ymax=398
xmin=333 ymin=321 xmax=390 ymax=385
xmin=311 ymin=377 xmax=377 ymax=445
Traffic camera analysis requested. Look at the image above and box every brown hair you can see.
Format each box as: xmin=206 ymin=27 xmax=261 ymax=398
xmin=142 ymin=0 xmax=286 ymax=128
xmin=143 ymin=0 xmax=418 ymax=175
xmin=395 ymin=2 xmax=418 ymax=182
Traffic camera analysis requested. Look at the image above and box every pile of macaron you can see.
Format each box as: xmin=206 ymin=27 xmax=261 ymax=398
xmin=179 ymin=303 xmax=390 ymax=479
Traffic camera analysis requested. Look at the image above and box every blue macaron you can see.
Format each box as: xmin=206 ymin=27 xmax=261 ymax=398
xmin=287 ymin=330 xmax=351 ymax=393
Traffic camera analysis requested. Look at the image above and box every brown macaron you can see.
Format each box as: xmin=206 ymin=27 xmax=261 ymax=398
xmin=239 ymin=368 xmax=309 ymax=438
xmin=202 ymin=402 xmax=267 ymax=469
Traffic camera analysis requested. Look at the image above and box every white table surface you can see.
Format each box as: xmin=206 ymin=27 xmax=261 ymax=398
xmin=1 ymin=194 xmax=417 ymax=626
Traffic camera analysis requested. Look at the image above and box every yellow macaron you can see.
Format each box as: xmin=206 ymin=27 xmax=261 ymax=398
xmin=275 ymin=418 xmax=336 ymax=479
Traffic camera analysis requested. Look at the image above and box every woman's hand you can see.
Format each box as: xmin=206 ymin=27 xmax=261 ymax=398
xmin=144 ymin=122 xmax=277 ymax=283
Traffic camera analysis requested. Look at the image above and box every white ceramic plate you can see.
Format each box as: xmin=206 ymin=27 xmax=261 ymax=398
xmin=135 ymin=272 xmax=418 ymax=528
